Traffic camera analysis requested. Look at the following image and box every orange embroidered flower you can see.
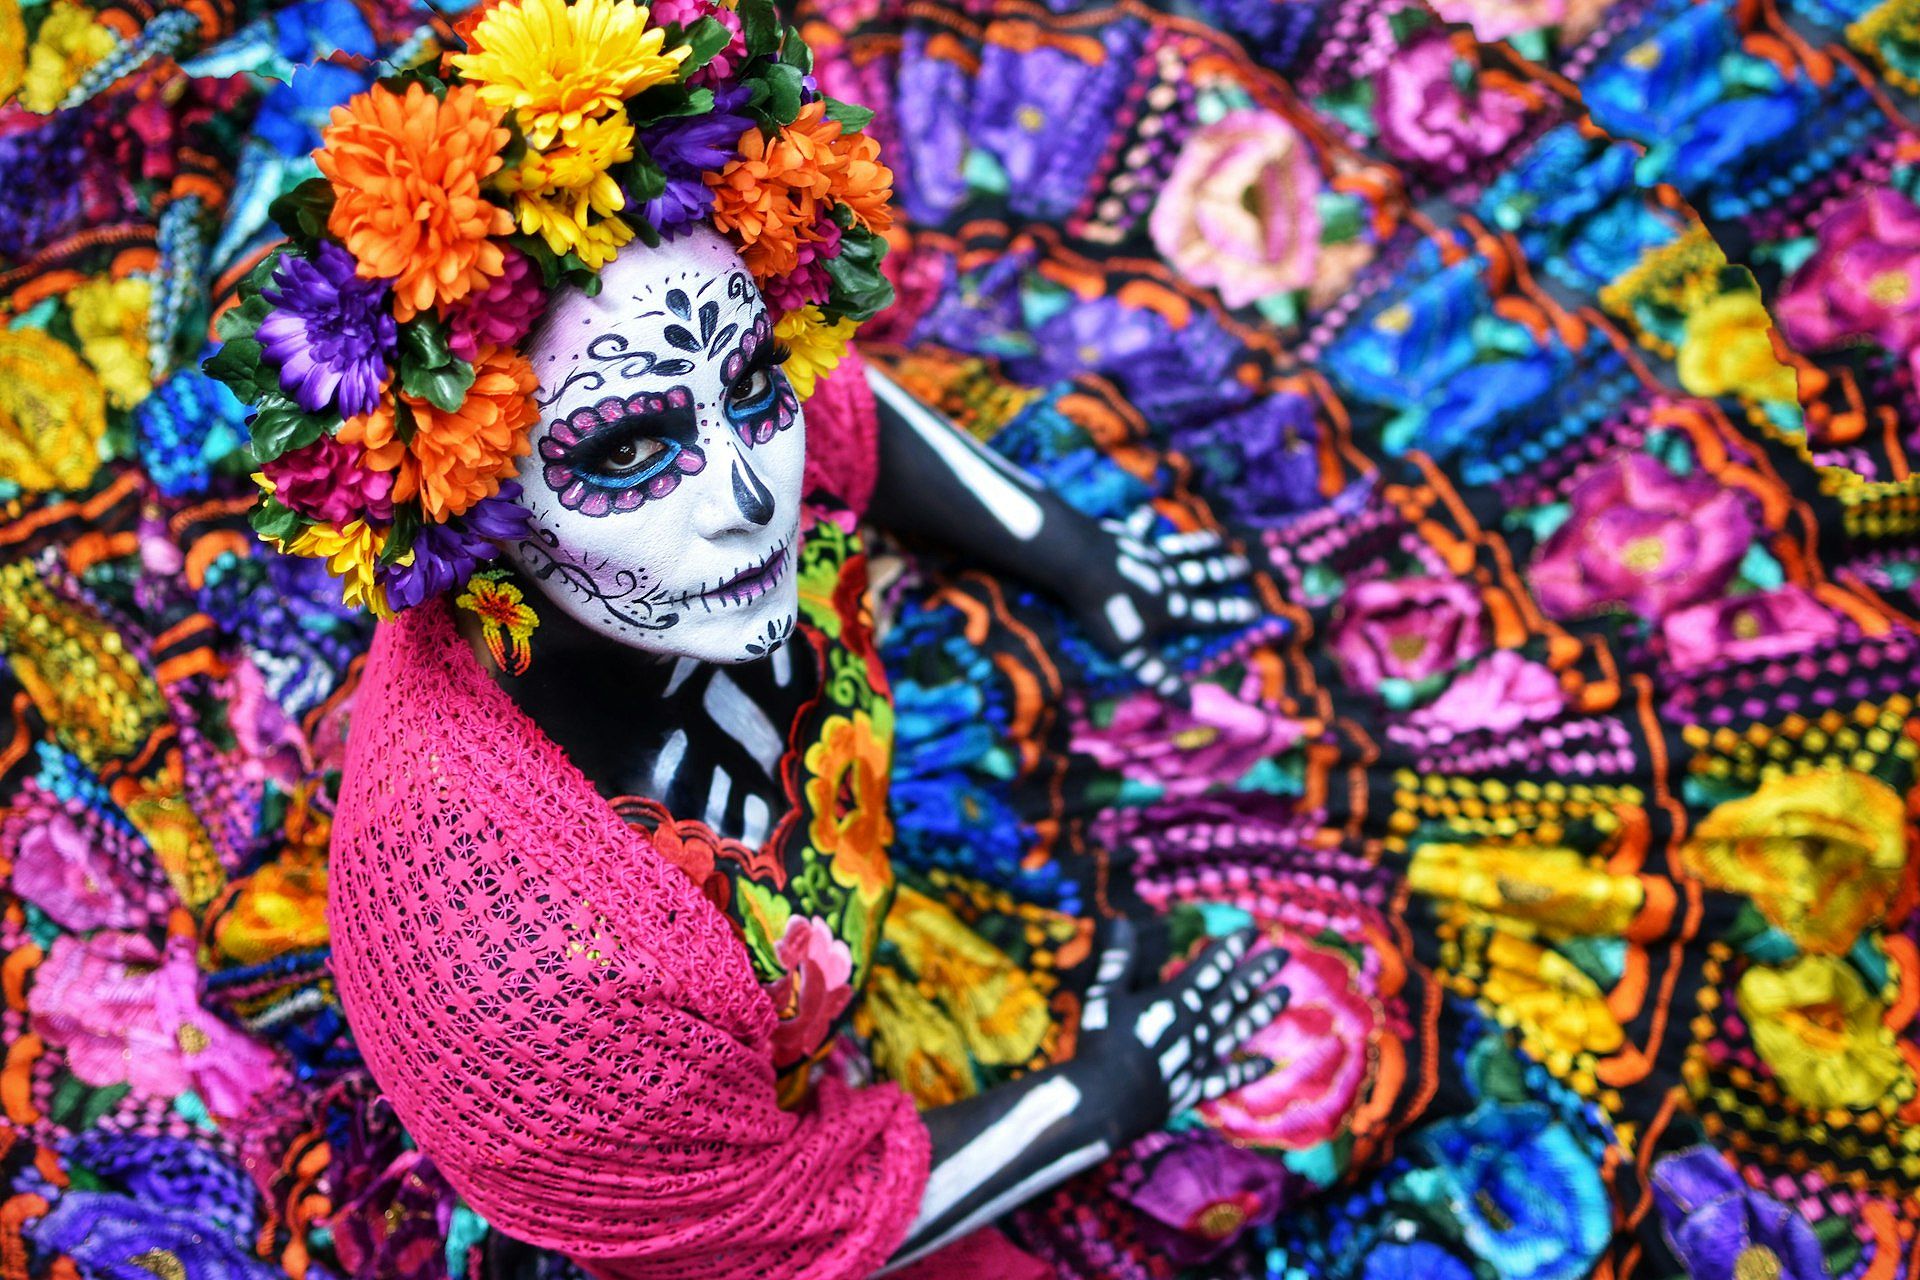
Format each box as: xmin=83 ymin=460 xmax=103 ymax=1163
xmin=337 ymin=345 xmax=538 ymax=521
xmin=707 ymin=102 xmax=894 ymax=279
xmin=316 ymin=83 xmax=515 ymax=322
xmin=803 ymin=706 xmax=895 ymax=903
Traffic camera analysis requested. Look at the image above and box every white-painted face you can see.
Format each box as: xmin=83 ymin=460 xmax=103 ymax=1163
xmin=509 ymin=228 xmax=805 ymax=663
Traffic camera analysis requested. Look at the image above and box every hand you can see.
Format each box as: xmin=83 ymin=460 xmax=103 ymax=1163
xmin=1073 ymin=509 xmax=1261 ymax=697
xmin=1080 ymin=921 xmax=1290 ymax=1125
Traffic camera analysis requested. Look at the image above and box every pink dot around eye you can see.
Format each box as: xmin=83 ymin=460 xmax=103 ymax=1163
xmin=668 ymin=387 xmax=691 ymax=408
xmin=678 ymin=450 xmax=706 ymax=475
xmin=579 ymin=488 xmax=613 ymax=518
xmin=648 ymin=473 xmax=680 ymax=499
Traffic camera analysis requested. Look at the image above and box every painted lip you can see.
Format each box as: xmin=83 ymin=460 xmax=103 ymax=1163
xmin=673 ymin=543 xmax=791 ymax=608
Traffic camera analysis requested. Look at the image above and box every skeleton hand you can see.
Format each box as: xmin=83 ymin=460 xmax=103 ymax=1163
xmin=1076 ymin=509 xmax=1260 ymax=697
xmin=1081 ymin=922 xmax=1289 ymax=1121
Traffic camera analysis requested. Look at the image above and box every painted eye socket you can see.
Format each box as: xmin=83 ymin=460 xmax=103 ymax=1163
xmin=726 ymin=367 xmax=776 ymax=412
xmin=579 ymin=430 xmax=681 ymax=490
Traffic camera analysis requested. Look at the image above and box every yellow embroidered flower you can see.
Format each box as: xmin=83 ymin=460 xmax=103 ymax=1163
xmin=804 ymin=706 xmax=895 ymax=903
xmin=1676 ymin=291 xmax=1799 ymax=402
xmin=774 ymin=306 xmax=859 ymax=400
xmin=857 ymin=962 xmax=977 ymax=1108
xmin=0 ymin=0 xmax=28 ymax=103
xmin=66 ymin=276 xmax=153 ymax=409
xmin=1408 ymin=842 xmax=1644 ymax=939
xmin=885 ymin=886 xmax=1052 ymax=1069
xmin=0 ymin=327 xmax=106 ymax=492
xmin=20 ymin=0 xmax=116 ymax=113
xmin=1737 ymin=956 xmax=1910 ymax=1111
xmin=1681 ymin=770 xmax=1908 ymax=954
xmin=284 ymin=520 xmax=394 ymax=619
xmin=456 ymin=570 xmax=540 ymax=675
xmin=1476 ymin=932 xmax=1625 ymax=1071
xmin=449 ymin=0 xmax=688 ymax=150
xmin=499 ymin=115 xmax=636 ymax=266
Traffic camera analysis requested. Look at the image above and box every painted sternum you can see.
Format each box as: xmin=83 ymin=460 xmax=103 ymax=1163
xmin=540 ymin=387 xmax=706 ymax=517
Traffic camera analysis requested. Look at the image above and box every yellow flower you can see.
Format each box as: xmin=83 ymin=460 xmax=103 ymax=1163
xmin=774 ymin=306 xmax=860 ymax=400
xmin=857 ymin=962 xmax=977 ymax=1108
xmin=1681 ymin=770 xmax=1908 ymax=954
xmin=1477 ymin=932 xmax=1625 ymax=1071
xmin=449 ymin=0 xmax=688 ymax=150
xmin=1676 ymin=292 xmax=1799 ymax=402
xmin=1408 ymin=842 xmax=1644 ymax=939
xmin=499 ymin=114 xmax=636 ymax=266
xmin=0 ymin=0 xmax=27 ymax=103
xmin=66 ymin=276 xmax=153 ymax=409
xmin=455 ymin=570 xmax=540 ymax=675
xmin=804 ymin=706 xmax=895 ymax=903
xmin=285 ymin=521 xmax=394 ymax=619
xmin=884 ymin=886 xmax=1052 ymax=1069
xmin=0 ymin=327 xmax=106 ymax=491
xmin=1737 ymin=955 xmax=1909 ymax=1110
xmin=19 ymin=0 xmax=115 ymax=113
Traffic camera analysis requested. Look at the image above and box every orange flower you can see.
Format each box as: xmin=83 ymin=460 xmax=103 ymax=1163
xmin=317 ymin=83 xmax=515 ymax=322
xmin=338 ymin=345 xmax=538 ymax=521
xmin=707 ymin=102 xmax=894 ymax=279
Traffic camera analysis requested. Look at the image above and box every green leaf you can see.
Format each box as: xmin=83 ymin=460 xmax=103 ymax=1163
xmin=267 ymin=179 xmax=335 ymax=248
xmin=823 ymin=97 xmax=875 ymax=134
xmin=738 ymin=0 xmax=779 ymax=58
xmin=392 ymin=398 xmax=418 ymax=444
xmin=624 ymin=151 xmax=669 ymax=203
xmin=248 ymin=396 xmax=328 ymax=465
xmin=203 ymin=337 xmax=276 ymax=403
xmin=780 ymin=28 xmax=813 ymax=74
xmin=249 ymin=497 xmax=310 ymax=546
xmin=214 ymin=290 xmax=273 ymax=345
xmin=820 ymin=227 xmax=895 ymax=323
xmin=401 ymin=357 xmax=475 ymax=414
xmin=762 ymin=61 xmax=805 ymax=127
xmin=374 ymin=69 xmax=449 ymax=99
xmin=677 ymin=17 xmax=733 ymax=77
xmin=398 ymin=315 xmax=456 ymax=370
xmin=628 ymin=82 xmax=713 ymax=122
xmin=512 ymin=234 xmax=566 ymax=289
xmin=631 ymin=218 xmax=663 ymax=249
xmin=379 ymin=503 xmax=421 ymax=566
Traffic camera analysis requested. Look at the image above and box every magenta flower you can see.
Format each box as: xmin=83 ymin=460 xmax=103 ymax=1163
xmin=29 ymin=932 xmax=286 ymax=1116
xmin=1775 ymin=187 xmax=1920 ymax=383
xmin=649 ymin=0 xmax=746 ymax=81
xmin=8 ymin=807 xmax=150 ymax=932
xmin=1530 ymin=454 xmax=1759 ymax=622
xmin=1409 ymin=649 xmax=1566 ymax=737
xmin=256 ymin=240 xmax=397 ymax=417
xmin=764 ymin=915 xmax=856 ymax=1066
xmin=445 ymin=246 xmax=547 ymax=363
xmin=1660 ymin=586 xmax=1842 ymax=672
xmin=1150 ymin=111 xmax=1323 ymax=308
xmin=1330 ymin=576 xmax=1488 ymax=689
xmin=1431 ymin=0 xmax=1568 ymax=40
xmin=1376 ymin=35 xmax=1529 ymax=177
xmin=1115 ymin=1131 xmax=1303 ymax=1265
xmin=260 ymin=431 xmax=395 ymax=525
xmin=1201 ymin=937 xmax=1379 ymax=1149
xmin=1072 ymin=682 xmax=1301 ymax=800
xmin=762 ymin=216 xmax=841 ymax=313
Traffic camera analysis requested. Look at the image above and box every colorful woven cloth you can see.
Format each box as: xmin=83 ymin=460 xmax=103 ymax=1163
xmin=4 ymin=0 xmax=1920 ymax=1278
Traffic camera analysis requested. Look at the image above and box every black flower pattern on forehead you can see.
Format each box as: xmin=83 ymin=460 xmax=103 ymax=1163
xmin=660 ymin=275 xmax=754 ymax=360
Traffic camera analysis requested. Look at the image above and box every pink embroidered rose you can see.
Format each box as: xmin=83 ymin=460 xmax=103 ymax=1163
xmin=7 ymin=808 xmax=149 ymax=932
xmin=1409 ymin=648 xmax=1566 ymax=737
xmin=1150 ymin=111 xmax=1324 ymax=309
xmin=1201 ymin=939 xmax=1378 ymax=1149
xmin=29 ymin=932 xmax=285 ymax=1115
xmin=1329 ymin=576 xmax=1488 ymax=689
xmin=1530 ymin=453 xmax=1759 ymax=621
xmin=1661 ymin=586 xmax=1842 ymax=672
xmin=1431 ymin=0 xmax=1565 ymax=40
xmin=765 ymin=914 xmax=856 ymax=1065
xmin=1375 ymin=35 xmax=1530 ymax=177
xmin=1072 ymin=682 xmax=1301 ymax=800
xmin=1776 ymin=188 xmax=1920 ymax=384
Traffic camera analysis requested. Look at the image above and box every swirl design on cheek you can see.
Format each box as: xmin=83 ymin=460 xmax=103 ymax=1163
xmin=540 ymin=387 xmax=707 ymax=517
xmin=721 ymin=311 xmax=800 ymax=447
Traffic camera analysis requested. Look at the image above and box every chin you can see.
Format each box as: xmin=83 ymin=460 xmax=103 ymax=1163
xmin=663 ymin=573 xmax=800 ymax=665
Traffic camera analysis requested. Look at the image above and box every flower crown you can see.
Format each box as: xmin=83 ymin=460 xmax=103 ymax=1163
xmin=205 ymin=0 xmax=894 ymax=618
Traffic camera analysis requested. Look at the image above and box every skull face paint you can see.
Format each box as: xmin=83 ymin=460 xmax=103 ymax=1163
xmin=508 ymin=228 xmax=805 ymax=663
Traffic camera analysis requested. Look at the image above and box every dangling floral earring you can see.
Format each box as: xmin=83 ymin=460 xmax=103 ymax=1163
xmin=455 ymin=568 xmax=540 ymax=677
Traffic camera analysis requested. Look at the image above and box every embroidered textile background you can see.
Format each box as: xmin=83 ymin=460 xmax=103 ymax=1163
xmin=3 ymin=0 xmax=1920 ymax=1277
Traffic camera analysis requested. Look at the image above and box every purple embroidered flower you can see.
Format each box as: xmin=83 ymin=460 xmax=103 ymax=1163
xmin=330 ymin=1149 xmax=460 ymax=1280
xmin=894 ymin=32 xmax=972 ymax=223
xmin=1375 ymin=35 xmax=1530 ymax=178
xmin=1530 ymin=453 xmax=1759 ymax=622
xmin=256 ymin=240 xmax=397 ymax=418
xmin=1170 ymin=392 xmax=1321 ymax=526
xmin=0 ymin=106 xmax=117 ymax=263
xmin=1072 ymin=682 xmax=1300 ymax=799
xmin=31 ymin=1191 xmax=280 ymax=1280
xmin=1329 ymin=576 xmax=1489 ymax=689
xmin=1114 ymin=1131 xmax=1302 ymax=1266
xmin=1650 ymin=1147 xmax=1827 ymax=1280
xmin=378 ymin=484 xmax=533 ymax=611
xmin=67 ymin=1133 xmax=260 ymax=1241
xmin=639 ymin=86 xmax=754 ymax=234
xmin=969 ymin=25 xmax=1140 ymax=218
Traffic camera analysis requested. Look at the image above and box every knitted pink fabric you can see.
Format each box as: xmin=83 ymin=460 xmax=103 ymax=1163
xmin=803 ymin=348 xmax=880 ymax=517
xmin=328 ymin=600 xmax=931 ymax=1279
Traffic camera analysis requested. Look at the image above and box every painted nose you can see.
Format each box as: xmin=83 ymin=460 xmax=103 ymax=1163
xmin=732 ymin=457 xmax=775 ymax=526
xmin=690 ymin=436 xmax=779 ymax=538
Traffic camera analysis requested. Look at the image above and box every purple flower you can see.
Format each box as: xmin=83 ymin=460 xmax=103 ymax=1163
xmin=30 ymin=1191 xmax=279 ymax=1280
xmin=0 ymin=107 xmax=117 ymax=264
xmin=1375 ymin=35 xmax=1530 ymax=178
xmin=1170 ymin=392 xmax=1320 ymax=526
xmin=256 ymin=240 xmax=397 ymax=418
xmin=1113 ymin=1131 xmax=1301 ymax=1265
xmin=1650 ymin=1147 xmax=1827 ymax=1280
xmin=639 ymin=87 xmax=753 ymax=234
xmin=67 ymin=1133 xmax=260 ymax=1241
xmin=378 ymin=484 xmax=532 ymax=611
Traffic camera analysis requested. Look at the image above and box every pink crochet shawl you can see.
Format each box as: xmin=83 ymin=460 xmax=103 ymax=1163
xmin=327 ymin=358 xmax=930 ymax=1279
